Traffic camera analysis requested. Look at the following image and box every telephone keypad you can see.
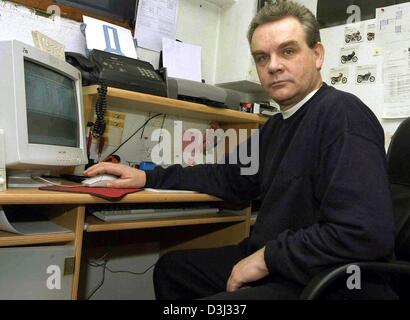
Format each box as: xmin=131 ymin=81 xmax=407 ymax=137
xmin=137 ymin=67 xmax=161 ymax=81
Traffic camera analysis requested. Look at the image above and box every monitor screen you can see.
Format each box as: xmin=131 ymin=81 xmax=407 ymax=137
xmin=24 ymin=60 xmax=80 ymax=148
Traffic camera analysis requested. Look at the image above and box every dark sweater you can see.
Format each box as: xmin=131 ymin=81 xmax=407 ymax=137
xmin=145 ymin=83 xmax=395 ymax=285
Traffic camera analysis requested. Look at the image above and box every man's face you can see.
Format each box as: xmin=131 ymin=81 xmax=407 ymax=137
xmin=251 ymin=17 xmax=324 ymax=110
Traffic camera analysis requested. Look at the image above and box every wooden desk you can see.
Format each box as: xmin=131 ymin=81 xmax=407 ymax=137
xmin=0 ymin=188 xmax=251 ymax=299
xmin=0 ymin=86 xmax=262 ymax=299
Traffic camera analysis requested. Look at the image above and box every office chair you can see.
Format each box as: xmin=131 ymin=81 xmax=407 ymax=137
xmin=300 ymin=117 xmax=410 ymax=300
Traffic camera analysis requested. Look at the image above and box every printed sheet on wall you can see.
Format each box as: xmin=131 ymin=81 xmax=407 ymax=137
xmin=376 ymin=2 xmax=410 ymax=118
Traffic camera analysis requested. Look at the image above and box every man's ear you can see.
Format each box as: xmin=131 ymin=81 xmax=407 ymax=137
xmin=313 ymin=42 xmax=325 ymax=70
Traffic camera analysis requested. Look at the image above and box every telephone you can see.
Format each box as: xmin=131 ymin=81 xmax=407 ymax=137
xmin=65 ymin=49 xmax=168 ymax=97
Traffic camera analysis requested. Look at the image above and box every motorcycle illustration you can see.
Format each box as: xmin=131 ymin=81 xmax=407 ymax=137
xmin=341 ymin=51 xmax=358 ymax=64
xmin=331 ymin=73 xmax=347 ymax=85
xmin=367 ymin=32 xmax=375 ymax=41
xmin=345 ymin=31 xmax=362 ymax=43
xmin=357 ymin=72 xmax=375 ymax=83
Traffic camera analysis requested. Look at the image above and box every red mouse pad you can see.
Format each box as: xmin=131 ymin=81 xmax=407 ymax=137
xmin=39 ymin=185 xmax=142 ymax=201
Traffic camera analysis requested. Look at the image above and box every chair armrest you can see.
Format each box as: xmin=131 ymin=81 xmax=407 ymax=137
xmin=300 ymin=260 xmax=410 ymax=300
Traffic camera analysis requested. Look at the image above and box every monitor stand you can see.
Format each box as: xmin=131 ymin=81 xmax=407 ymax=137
xmin=7 ymin=170 xmax=62 ymax=188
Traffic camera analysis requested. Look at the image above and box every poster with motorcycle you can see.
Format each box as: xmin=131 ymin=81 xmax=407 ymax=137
xmin=355 ymin=65 xmax=377 ymax=85
xmin=366 ymin=23 xmax=375 ymax=42
xmin=329 ymin=67 xmax=349 ymax=86
xmin=344 ymin=23 xmax=364 ymax=44
xmin=340 ymin=46 xmax=359 ymax=65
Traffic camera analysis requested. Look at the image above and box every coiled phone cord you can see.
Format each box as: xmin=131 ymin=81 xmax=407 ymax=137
xmin=92 ymin=83 xmax=108 ymax=159
xmin=92 ymin=83 xmax=108 ymax=138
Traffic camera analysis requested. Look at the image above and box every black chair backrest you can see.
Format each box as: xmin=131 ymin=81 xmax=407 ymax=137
xmin=387 ymin=117 xmax=410 ymax=186
xmin=387 ymin=117 xmax=410 ymax=260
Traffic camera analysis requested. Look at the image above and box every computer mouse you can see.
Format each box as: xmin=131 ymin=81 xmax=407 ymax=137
xmin=81 ymin=174 xmax=118 ymax=187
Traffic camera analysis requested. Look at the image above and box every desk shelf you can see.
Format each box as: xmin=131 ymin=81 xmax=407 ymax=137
xmin=0 ymin=231 xmax=76 ymax=247
xmin=83 ymin=85 xmax=268 ymax=125
xmin=85 ymin=212 xmax=246 ymax=232
xmin=0 ymin=83 xmax=257 ymax=299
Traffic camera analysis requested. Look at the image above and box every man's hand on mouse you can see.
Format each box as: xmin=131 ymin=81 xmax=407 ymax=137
xmin=84 ymin=162 xmax=147 ymax=189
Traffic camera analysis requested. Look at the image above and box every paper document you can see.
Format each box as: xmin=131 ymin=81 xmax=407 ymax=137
xmin=0 ymin=206 xmax=70 ymax=235
xmin=83 ymin=15 xmax=137 ymax=59
xmin=134 ymin=0 xmax=179 ymax=52
xmin=162 ymin=38 xmax=202 ymax=82
xmin=382 ymin=46 xmax=410 ymax=118
xmin=32 ymin=31 xmax=65 ymax=60
xmin=376 ymin=3 xmax=410 ymax=46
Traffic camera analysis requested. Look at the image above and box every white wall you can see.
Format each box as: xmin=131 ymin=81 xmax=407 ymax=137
xmin=311 ymin=0 xmax=403 ymax=147
xmin=320 ymin=21 xmax=402 ymax=148
xmin=0 ymin=1 xmax=86 ymax=53
xmin=138 ymin=0 xmax=221 ymax=84
xmin=0 ymin=0 xmax=221 ymax=166
xmin=177 ymin=0 xmax=406 ymax=145
xmin=215 ymin=0 xmax=258 ymax=84
xmin=176 ymin=0 xmax=221 ymax=84
xmin=296 ymin=0 xmax=403 ymax=147
xmin=214 ymin=0 xmax=404 ymax=146
xmin=0 ymin=1 xmax=225 ymax=299
xmin=1 ymin=0 xmax=403 ymax=145
xmin=0 ymin=0 xmax=221 ymax=84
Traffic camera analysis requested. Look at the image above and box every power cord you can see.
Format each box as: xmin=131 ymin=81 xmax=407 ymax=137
xmin=31 ymin=176 xmax=80 ymax=188
xmin=159 ymin=114 xmax=167 ymax=143
xmin=86 ymin=260 xmax=108 ymax=300
xmin=105 ymin=263 xmax=156 ymax=276
xmin=103 ymin=113 xmax=164 ymax=160
xmin=85 ymin=248 xmax=156 ymax=299
xmin=140 ymin=112 xmax=151 ymax=139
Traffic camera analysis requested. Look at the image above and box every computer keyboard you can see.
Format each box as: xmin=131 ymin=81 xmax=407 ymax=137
xmin=90 ymin=206 xmax=220 ymax=222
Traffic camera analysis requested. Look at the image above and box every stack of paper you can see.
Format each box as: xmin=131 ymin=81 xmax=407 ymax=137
xmin=0 ymin=206 xmax=70 ymax=235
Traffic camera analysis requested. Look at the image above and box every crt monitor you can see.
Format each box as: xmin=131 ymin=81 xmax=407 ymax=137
xmin=0 ymin=40 xmax=88 ymax=187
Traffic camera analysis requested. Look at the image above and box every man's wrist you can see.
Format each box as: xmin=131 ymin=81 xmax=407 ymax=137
xmin=259 ymin=246 xmax=269 ymax=273
xmin=139 ymin=169 xmax=147 ymax=187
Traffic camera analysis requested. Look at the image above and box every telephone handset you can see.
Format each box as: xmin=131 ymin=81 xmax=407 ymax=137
xmin=65 ymin=51 xmax=100 ymax=84
xmin=65 ymin=49 xmax=168 ymax=97
xmin=66 ymin=50 xmax=168 ymax=163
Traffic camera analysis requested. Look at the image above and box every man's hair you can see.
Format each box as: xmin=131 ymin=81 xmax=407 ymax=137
xmin=247 ymin=0 xmax=321 ymax=48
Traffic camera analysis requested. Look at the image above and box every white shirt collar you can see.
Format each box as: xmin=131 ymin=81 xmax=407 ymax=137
xmin=281 ymin=88 xmax=319 ymax=119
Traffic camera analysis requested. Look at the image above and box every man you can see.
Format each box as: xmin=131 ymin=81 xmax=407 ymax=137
xmin=85 ymin=1 xmax=396 ymax=299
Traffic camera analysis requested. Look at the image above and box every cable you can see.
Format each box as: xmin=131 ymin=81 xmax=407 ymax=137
xmin=31 ymin=176 xmax=80 ymax=188
xmin=140 ymin=112 xmax=151 ymax=139
xmin=86 ymin=260 xmax=108 ymax=300
xmin=91 ymin=83 xmax=108 ymax=160
xmin=87 ymin=248 xmax=113 ymax=267
xmin=106 ymin=263 xmax=156 ymax=276
xmin=104 ymin=113 xmax=164 ymax=160
xmin=92 ymin=83 xmax=108 ymax=139
xmin=159 ymin=114 xmax=166 ymax=143
xmin=85 ymin=247 xmax=156 ymax=299
xmin=160 ymin=114 xmax=166 ymax=129
xmin=85 ymin=247 xmax=111 ymax=299
xmin=86 ymin=122 xmax=94 ymax=161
